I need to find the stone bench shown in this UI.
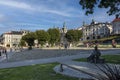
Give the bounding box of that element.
[87,56,105,63]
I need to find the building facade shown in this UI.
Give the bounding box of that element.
[82,20,112,41]
[112,16,120,35]
[1,30,29,48]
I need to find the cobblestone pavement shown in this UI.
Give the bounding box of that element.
[1,49,88,62]
[0,48,119,68]
[1,48,120,63]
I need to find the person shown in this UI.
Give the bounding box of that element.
[87,45,101,63]
[10,48,12,52]
[0,49,1,56]
[64,43,68,49]
[3,48,8,60]
[86,43,89,48]
[112,39,117,48]
[5,48,8,60]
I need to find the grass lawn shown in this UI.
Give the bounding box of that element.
[0,55,119,80]
[74,55,120,64]
[0,63,77,80]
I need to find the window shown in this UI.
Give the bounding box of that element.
[93,36,95,39]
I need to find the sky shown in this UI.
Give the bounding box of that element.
[0,0,115,34]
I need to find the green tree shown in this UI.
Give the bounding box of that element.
[65,29,79,43]
[35,30,50,47]
[19,40,26,47]
[22,32,36,50]
[79,0,120,16]
[47,28,60,46]
[75,30,83,40]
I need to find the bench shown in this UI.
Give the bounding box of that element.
[87,56,105,63]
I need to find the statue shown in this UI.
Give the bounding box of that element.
[87,45,104,63]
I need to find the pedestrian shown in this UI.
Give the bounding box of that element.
[0,50,1,56]
[4,47,6,53]
[3,48,8,60]
[0,47,2,56]
[10,48,12,52]
[2,48,4,53]
[112,39,117,48]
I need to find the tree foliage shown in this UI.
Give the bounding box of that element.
[75,30,82,40]
[21,32,36,49]
[47,28,60,46]
[65,29,82,43]
[35,30,50,46]
[79,0,120,16]
[19,40,26,47]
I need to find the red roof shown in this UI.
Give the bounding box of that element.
[112,18,120,22]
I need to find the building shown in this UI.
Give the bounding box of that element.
[77,27,82,30]
[77,21,85,31]
[0,35,3,47]
[112,15,120,35]
[82,20,112,41]
[20,29,30,36]
[1,30,29,48]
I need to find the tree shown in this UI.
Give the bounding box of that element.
[19,40,26,47]
[47,28,60,46]
[79,0,120,16]
[65,29,81,43]
[22,32,36,50]
[35,30,50,47]
[75,30,83,41]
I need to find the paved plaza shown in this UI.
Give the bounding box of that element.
[1,48,120,63]
[1,48,88,62]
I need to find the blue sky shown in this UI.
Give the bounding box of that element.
[0,0,115,34]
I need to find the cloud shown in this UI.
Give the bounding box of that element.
[0,0,81,17]
[0,24,5,28]
[0,14,4,21]
[0,0,34,10]
[0,14,7,22]
[43,9,71,17]
[0,14,4,19]
[89,11,114,22]
[0,23,40,34]
[0,14,4,17]
[0,0,115,34]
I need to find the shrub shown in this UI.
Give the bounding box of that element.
[90,64,120,80]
